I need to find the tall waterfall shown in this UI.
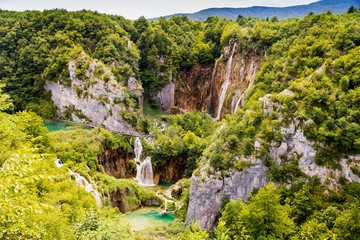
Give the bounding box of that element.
[233,60,257,114]
[134,137,154,186]
[215,42,237,121]
[208,54,223,114]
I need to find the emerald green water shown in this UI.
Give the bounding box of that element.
[157,181,175,188]
[43,121,91,132]
[124,207,175,231]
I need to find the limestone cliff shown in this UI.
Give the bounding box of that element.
[186,159,268,230]
[45,53,143,136]
[110,187,162,213]
[156,82,175,112]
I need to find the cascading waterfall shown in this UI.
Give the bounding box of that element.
[156,188,175,212]
[54,158,102,205]
[68,169,102,206]
[134,137,154,186]
[233,60,257,114]
[215,42,237,121]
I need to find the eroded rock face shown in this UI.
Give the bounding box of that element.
[186,158,269,230]
[44,54,141,136]
[98,149,136,179]
[156,82,175,112]
[153,157,187,184]
[273,121,360,189]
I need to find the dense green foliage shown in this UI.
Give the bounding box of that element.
[0,9,140,118]
[215,180,360,240]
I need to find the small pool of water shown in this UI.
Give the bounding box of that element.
[124,207,175,231]
[43,121,91,132]
[157,181,175,188]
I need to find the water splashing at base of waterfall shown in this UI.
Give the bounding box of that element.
[68,169,102,206]
[134,137,154,186]
[215,42,237,121]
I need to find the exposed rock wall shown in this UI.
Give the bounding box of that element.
[110,187,162,213]
[45,53,142,136]
[186,158,269,230]
[153,157,187,184]
[208,44,263,118]
[98,149,136,179]
[156,82,175,112]
[174,64,213,112]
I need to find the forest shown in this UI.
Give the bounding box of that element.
[0,5,360,240]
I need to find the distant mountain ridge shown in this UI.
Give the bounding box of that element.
[149,0,360,21]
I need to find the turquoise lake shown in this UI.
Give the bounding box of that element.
[43,121,91,132]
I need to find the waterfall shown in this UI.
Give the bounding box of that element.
[215,42,237,121]
[54,158,101,205]
[233,60,257,114]
[134,137,154,186]
[156,188,175,212]
[208,54,223,114]
[68,169,102,206]
[55,158,63,168]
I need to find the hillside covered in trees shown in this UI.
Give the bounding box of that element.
[1,5,360,240]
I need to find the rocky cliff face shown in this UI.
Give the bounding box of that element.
[186,89,360,230]
[153,157,187,184]
[98,149,136,179]
[156,82,175,112]
[173,64,213,113]
[45,53,142,136]
[186,158,268,230]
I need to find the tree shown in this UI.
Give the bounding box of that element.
[221,183,295,239]
[0,83,12,111]
[348,6,358,14]
[181,222,209,240]
[290,185,314,225]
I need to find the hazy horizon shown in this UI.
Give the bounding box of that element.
[0,0,319,20]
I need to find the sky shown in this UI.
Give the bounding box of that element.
[0,0,320,20]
